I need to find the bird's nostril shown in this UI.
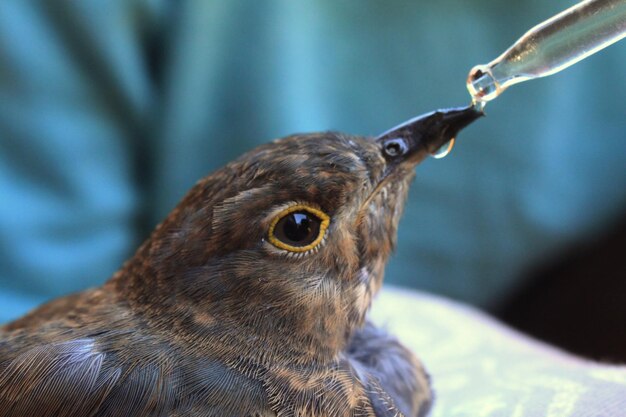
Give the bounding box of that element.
[383,138,409,158]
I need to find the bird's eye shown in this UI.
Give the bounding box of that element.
[268,205,330,253]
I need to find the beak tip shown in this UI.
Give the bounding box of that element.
[444,104,484,134]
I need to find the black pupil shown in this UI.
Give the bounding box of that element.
[284,213,313,242]
[277,211,321,246]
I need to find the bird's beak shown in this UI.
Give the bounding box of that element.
[377,105,484,166]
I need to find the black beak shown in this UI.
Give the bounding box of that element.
[377,105,483,165]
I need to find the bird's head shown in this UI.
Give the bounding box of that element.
[114,106,482,363]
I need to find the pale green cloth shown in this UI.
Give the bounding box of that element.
[373,287,626,417]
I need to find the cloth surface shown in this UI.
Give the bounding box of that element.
[1,1,626,323]
[373,287,626,417]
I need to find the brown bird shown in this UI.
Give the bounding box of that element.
[0,106,481,417]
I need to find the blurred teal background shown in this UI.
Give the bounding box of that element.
[1,0,625,324]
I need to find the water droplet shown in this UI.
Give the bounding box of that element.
[467,65,501,106]
[431,138,455,159]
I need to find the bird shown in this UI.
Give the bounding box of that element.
[0,106,481,417]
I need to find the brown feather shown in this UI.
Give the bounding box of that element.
[0,132,431,417]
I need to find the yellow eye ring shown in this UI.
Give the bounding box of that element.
[268,204,330,253]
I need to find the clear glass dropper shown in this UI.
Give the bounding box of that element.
[467,0,626,106]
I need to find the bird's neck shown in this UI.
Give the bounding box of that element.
[108,253,356,367]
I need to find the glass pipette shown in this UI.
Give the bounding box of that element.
[467,0,626,106]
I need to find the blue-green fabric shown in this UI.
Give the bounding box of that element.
[1,0,626,323]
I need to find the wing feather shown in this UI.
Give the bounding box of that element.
[96,362,175,417]
[0,336,274,417]
[0,339,122,417]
